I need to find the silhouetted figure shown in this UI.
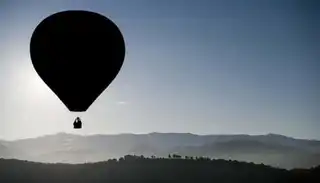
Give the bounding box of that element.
[73,117,82,129]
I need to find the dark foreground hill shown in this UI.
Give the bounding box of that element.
[0,155,319,183]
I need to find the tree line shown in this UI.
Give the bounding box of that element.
[0,155,319,183]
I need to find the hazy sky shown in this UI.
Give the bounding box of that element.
[0,0,319,140]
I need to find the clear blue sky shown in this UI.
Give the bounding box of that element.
[0,0,319,140]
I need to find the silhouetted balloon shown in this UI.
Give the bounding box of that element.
[30,10,125,112]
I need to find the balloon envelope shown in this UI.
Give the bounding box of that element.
[30,10,125,112]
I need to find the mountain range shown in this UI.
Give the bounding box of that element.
[1,132,320,169]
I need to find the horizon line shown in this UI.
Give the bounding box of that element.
[2,131,319,142]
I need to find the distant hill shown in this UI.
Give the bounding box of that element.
[0,144,10,158]
[0,155,319,183]
[1,132,320,169]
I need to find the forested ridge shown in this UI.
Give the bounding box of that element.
[2,132,320,169]
[0,155,319,183]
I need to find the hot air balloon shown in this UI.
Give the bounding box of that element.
[29,10,126,128]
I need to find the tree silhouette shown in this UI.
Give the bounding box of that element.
[172,154,181,159]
